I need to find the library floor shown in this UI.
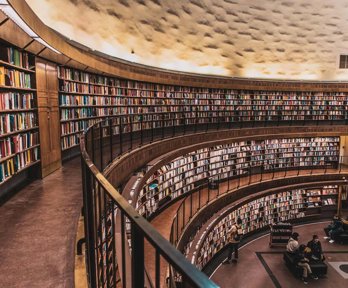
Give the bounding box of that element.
[211,221,348,288]
[0,158,82,288]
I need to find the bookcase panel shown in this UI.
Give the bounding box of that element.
[57,64,348,156]
[36,58,61,177]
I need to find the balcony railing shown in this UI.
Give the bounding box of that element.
[80,112,348,288]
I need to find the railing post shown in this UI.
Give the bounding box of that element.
[176,216,179,245]
[182,201,185,231]
[119,116,123,155]
[81,160,97,288]
[131,221,145,288]
[155,250,160,288]
[198,186,201,209]
[140,114,143,146]
[151,116,154,142]
[162,113,165,139]
[91,126,95,164]
[227,171,230,192]
[340,155,342,173]
[109,118,113,164]
[130,115,133,150]
[190,194,193,220]
[121,212,126,288]
[207,184,210,203]
[99,123,103,170]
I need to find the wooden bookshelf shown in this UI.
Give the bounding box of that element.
[302,185,338,211]
[136,137,340,217]
[269,223,293,247]
[0,41,40,189]
[58,65,348,156]
[58,67,120,154]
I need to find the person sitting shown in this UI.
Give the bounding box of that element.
[307,235,324,261]
[294,244,318,284]
[327,216,344,243]
[286,232,299,254]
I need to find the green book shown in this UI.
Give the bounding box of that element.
[13,49,20,67]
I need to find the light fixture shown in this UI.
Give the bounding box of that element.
[0,3,38,37]
[0,1,61,54]
[35,37,61,54]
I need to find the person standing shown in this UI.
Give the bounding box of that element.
[224,217,243,264]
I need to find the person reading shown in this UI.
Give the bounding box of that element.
[294,244,318,284]
[307,235,324,261]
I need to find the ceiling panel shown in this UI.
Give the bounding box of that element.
[25,0,348,80]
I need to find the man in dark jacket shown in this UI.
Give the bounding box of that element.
[307,235,324,261]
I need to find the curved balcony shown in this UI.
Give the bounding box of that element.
[80,112,348,287]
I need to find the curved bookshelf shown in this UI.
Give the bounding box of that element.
[192,185,339,270]
[136,137,340,217]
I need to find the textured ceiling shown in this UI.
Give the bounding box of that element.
[25,0,348,80]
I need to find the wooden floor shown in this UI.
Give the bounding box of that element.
[0,157,82,288]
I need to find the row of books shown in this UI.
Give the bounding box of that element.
[149,137,338,176]
[59,94,123,106]
[0,147,40,182]
[56,94,348,110]
[0,46,31,69]
[0,113,37,135]
[54,69,348,98]
[57,92,348,105]
[0,67,32,88]
[61,134,80,150]
[60,119,98,136]
[60,107,120,120]
[0,92,35,110]
[58,67,90,83]
[138,138,339,217]
[59,81,89,94]
[0,132,39,160]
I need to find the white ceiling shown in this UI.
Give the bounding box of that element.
[26,0,348,80]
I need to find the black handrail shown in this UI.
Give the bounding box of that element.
[80,117,219,287]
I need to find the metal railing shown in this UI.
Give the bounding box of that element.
[83,111,348,173]
[81,115,223,288]
[80,112,348,288]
